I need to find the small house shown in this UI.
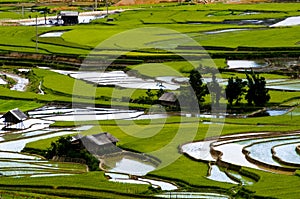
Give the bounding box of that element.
[72,132,121,156]
[159,92,178,107]
[1,108,27,129]
[58,11,79,25]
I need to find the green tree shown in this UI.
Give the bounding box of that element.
[178,69,208,113]
[189,69,208,106]
[136,89,159,105]
[46,136,100,171]
[225,76,247,106]
[178,86,198,112]
[46,136,73,157]
[156,88,165,99]
[245,71,270,106]
[207,73,223,107]
[146,89,155,103]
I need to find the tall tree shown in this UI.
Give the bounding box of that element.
[225,76,247,106]
[207,73,223,107]
[178,69,208,112]
[189,69,208,106]
[178,86,198,112]
[245,71,270,106]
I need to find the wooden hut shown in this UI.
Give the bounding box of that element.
[58,11,79,25]
[72,132,121,156]
[159,92,178,107]
[1,108,27,129]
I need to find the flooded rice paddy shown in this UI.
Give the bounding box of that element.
[182,132,300,174]
[0,117,88,177]
[0,105,171,178]
[102,152,178,190]
[266,79,300,91]
[106,172,178,191]
[155,192,230,199]
[244,137,300,167]
[222,18,280,26]
[270,16,300,27]
[207,165,238,184]
[205,28,250,34]
[104,154,157,176]
[28,106,159,121]
[0,72,29,92]
[265,108,289,116]
[41,62,300,92]
[227,60,267,69]
[49,69,181,90]
[39,31,66,37]
[272,142,300,165]
[180,140,215,162]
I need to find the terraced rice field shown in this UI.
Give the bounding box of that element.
[182,131,300,181]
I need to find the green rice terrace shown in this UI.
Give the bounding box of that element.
[0,1,299,198]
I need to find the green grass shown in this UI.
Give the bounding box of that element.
[246,168,300,198]
[26,112,300,198]
[33,68,150,104]
[0,3,298,56]
[128,63,184,77]
[0,99,43,113]
[0,171,150,198]
[221,72,288,79]
[196,26,300,48]
[1,3,300,198]
[129,59,227,77]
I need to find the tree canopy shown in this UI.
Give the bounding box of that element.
[189,69,209,106]
[225,76,247,106]
[245,71,270,106]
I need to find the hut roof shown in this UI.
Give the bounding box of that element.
[1,108,27,122]
[59,11,79,16]
[73,132,119,146]
[159,92,177,102]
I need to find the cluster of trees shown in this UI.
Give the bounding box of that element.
[46,136,100,171]
[179,69,270,111]
[226,71,270,106]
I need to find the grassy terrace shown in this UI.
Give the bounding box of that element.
[25,111,300,198]
[0,2,299,199]
[0,3,299,56]
[0,172,150,199]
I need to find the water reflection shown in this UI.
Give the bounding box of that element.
[106,172,177,190]
[227,60,267,69]
[103,153,157,176]
[0,115,92,177]
[155,192,230,199]
[245,138,300,167]
[273,142,300,165]
[71,70,180,90]
[205,28,250,34]
[270,16,300,27]
[39,31,66,37]
[207,165,238,184]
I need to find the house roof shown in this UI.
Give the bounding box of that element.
[73,132,119,146]
[59,11,79,17]
[159,92,177,102]
[1,108,27,121]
